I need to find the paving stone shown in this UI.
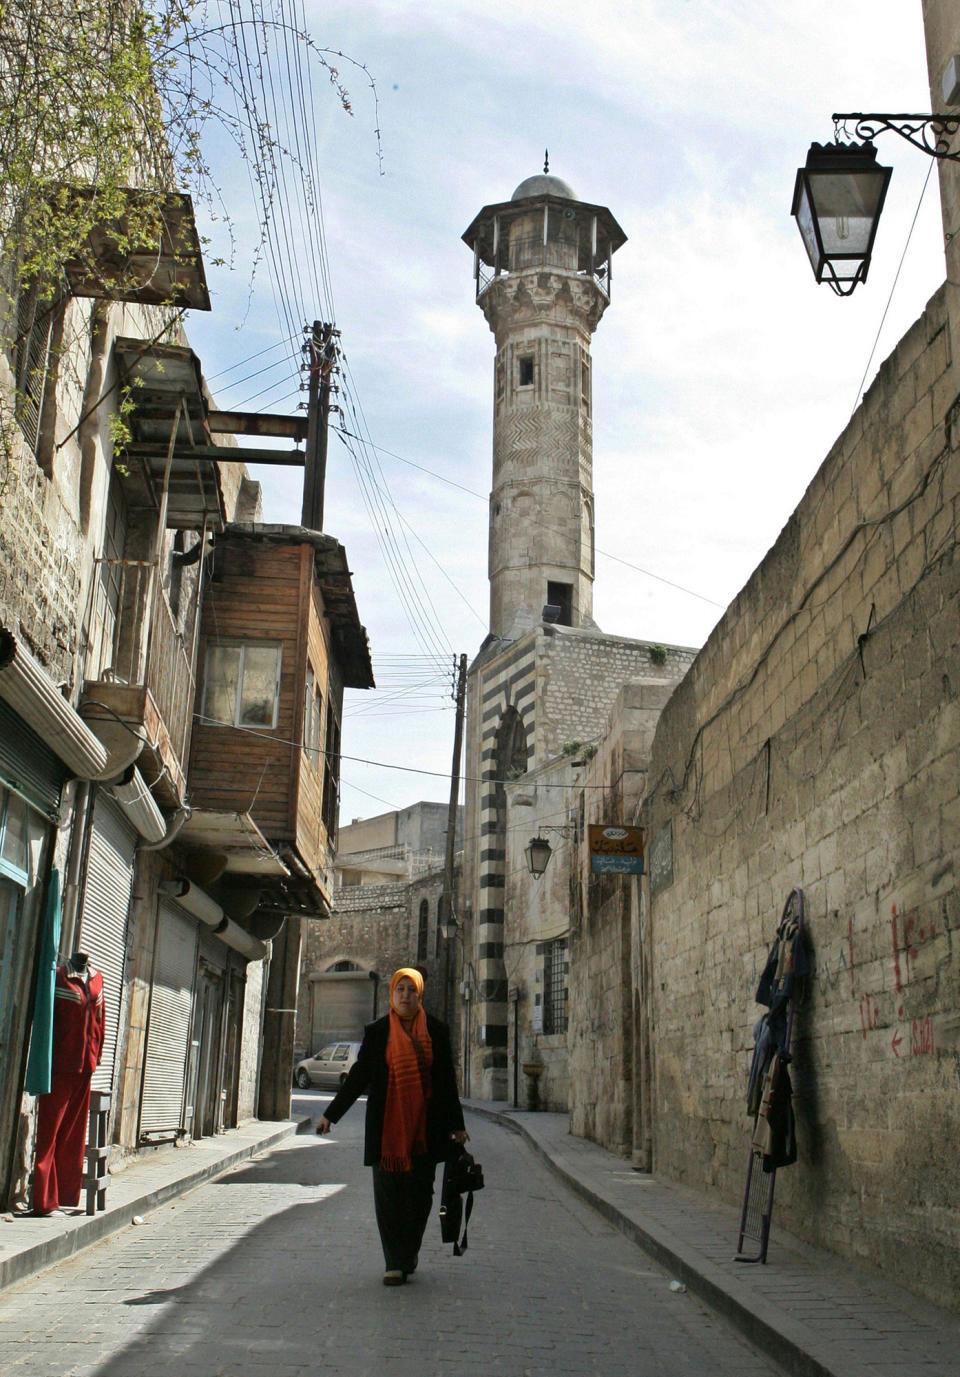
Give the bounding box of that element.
[0,1111,776,1377]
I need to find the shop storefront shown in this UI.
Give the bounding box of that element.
[139,900,199,1142]
[0,701,62,1202]
[78,794,138,1106]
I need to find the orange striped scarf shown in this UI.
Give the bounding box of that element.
[381,1008,433,1172]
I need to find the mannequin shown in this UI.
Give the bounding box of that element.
[31,954,105,1215]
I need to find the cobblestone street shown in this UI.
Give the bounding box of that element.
[0,1105,777,1377]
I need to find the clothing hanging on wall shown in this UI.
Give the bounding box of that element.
[32,962,104,1214]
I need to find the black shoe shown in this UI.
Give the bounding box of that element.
[383,1270,406,1286]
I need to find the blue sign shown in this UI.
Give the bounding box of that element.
[591,853,644,875]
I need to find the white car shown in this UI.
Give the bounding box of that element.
[294,1041,361,1090]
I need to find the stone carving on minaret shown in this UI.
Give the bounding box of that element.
[480,273,607,337]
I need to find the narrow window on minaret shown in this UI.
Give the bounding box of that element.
[518,354,534,387]
[547,581,573,627]
[580,356,591,413]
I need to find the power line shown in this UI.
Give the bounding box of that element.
[336,426,724,609]
[851,159,936,415]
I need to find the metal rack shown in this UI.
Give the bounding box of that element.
[735,888,806,1264]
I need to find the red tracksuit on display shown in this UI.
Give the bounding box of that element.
[33,964,105,1213]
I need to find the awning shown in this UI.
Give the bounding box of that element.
[112,338,225,532]
[0,629,108,780]
[62,188,210,310]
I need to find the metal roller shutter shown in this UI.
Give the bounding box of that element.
[140,903,198,1138]
[310,973,373,1051]
[0,700,64,821]
[78,794,137,1095]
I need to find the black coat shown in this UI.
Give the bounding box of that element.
[322,1013,465,1167]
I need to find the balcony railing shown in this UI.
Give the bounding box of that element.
[146,574,196,769]
[477,240,611,299]
[85,557,196,781]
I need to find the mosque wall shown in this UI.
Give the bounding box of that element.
[642,282,960,1309]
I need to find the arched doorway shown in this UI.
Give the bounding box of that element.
[308,960,376,1051]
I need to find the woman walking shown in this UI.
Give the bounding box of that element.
[316,967,468,1285]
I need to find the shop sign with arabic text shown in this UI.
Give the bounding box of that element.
[588,824,644,875]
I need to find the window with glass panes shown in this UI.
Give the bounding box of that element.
[321,709,341,837]
[543,938,568,1034]
[202,642,282,729]
[303,665,323,768]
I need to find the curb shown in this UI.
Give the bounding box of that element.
[0,1119,302,1295]
[466,1103,830,1377]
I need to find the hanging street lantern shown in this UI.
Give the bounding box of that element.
[791,140,892,296]
[525,835,552,877]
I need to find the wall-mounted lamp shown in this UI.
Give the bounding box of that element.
[525,835,553,877]
[792,112,960,295]
[524,824,575,877]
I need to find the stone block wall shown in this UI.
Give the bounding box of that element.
[643,284,960,1309]
[0,428,83,681]
[237,959,265,1122]
[534,627,695,768]
[567,682,674,1154]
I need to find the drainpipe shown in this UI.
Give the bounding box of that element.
[60,781,93,956]
[109,766,166,843]
[158,877,267,961]
[138,804,191,852]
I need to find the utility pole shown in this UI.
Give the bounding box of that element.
[301,321,337,531]
[442,654,468,1026]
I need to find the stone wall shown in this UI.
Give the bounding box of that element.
[237,959,265,1122]
[0,367,84,681]
[643,283,960,1309]
[566,681,674,1153]
[534,627,695,767]
[462,624,695,1099]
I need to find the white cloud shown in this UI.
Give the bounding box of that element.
[184,1,949,820]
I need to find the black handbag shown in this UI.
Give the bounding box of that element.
[439,1146,484,1255]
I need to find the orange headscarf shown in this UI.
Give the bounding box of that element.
[389,967,424,1003]
[381,968,433,1172]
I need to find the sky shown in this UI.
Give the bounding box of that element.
[183,1,948,827]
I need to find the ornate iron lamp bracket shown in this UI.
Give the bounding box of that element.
[832,113,960,162]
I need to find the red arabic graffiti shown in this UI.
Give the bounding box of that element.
[859,995,880,1039]
[911,1017,935,1057]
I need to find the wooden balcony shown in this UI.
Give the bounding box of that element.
[81,559,196,807]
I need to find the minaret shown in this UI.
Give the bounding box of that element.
[461,165,628,1101]
[462,159,626,641]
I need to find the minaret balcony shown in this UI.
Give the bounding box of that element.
[464,194,627,304]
